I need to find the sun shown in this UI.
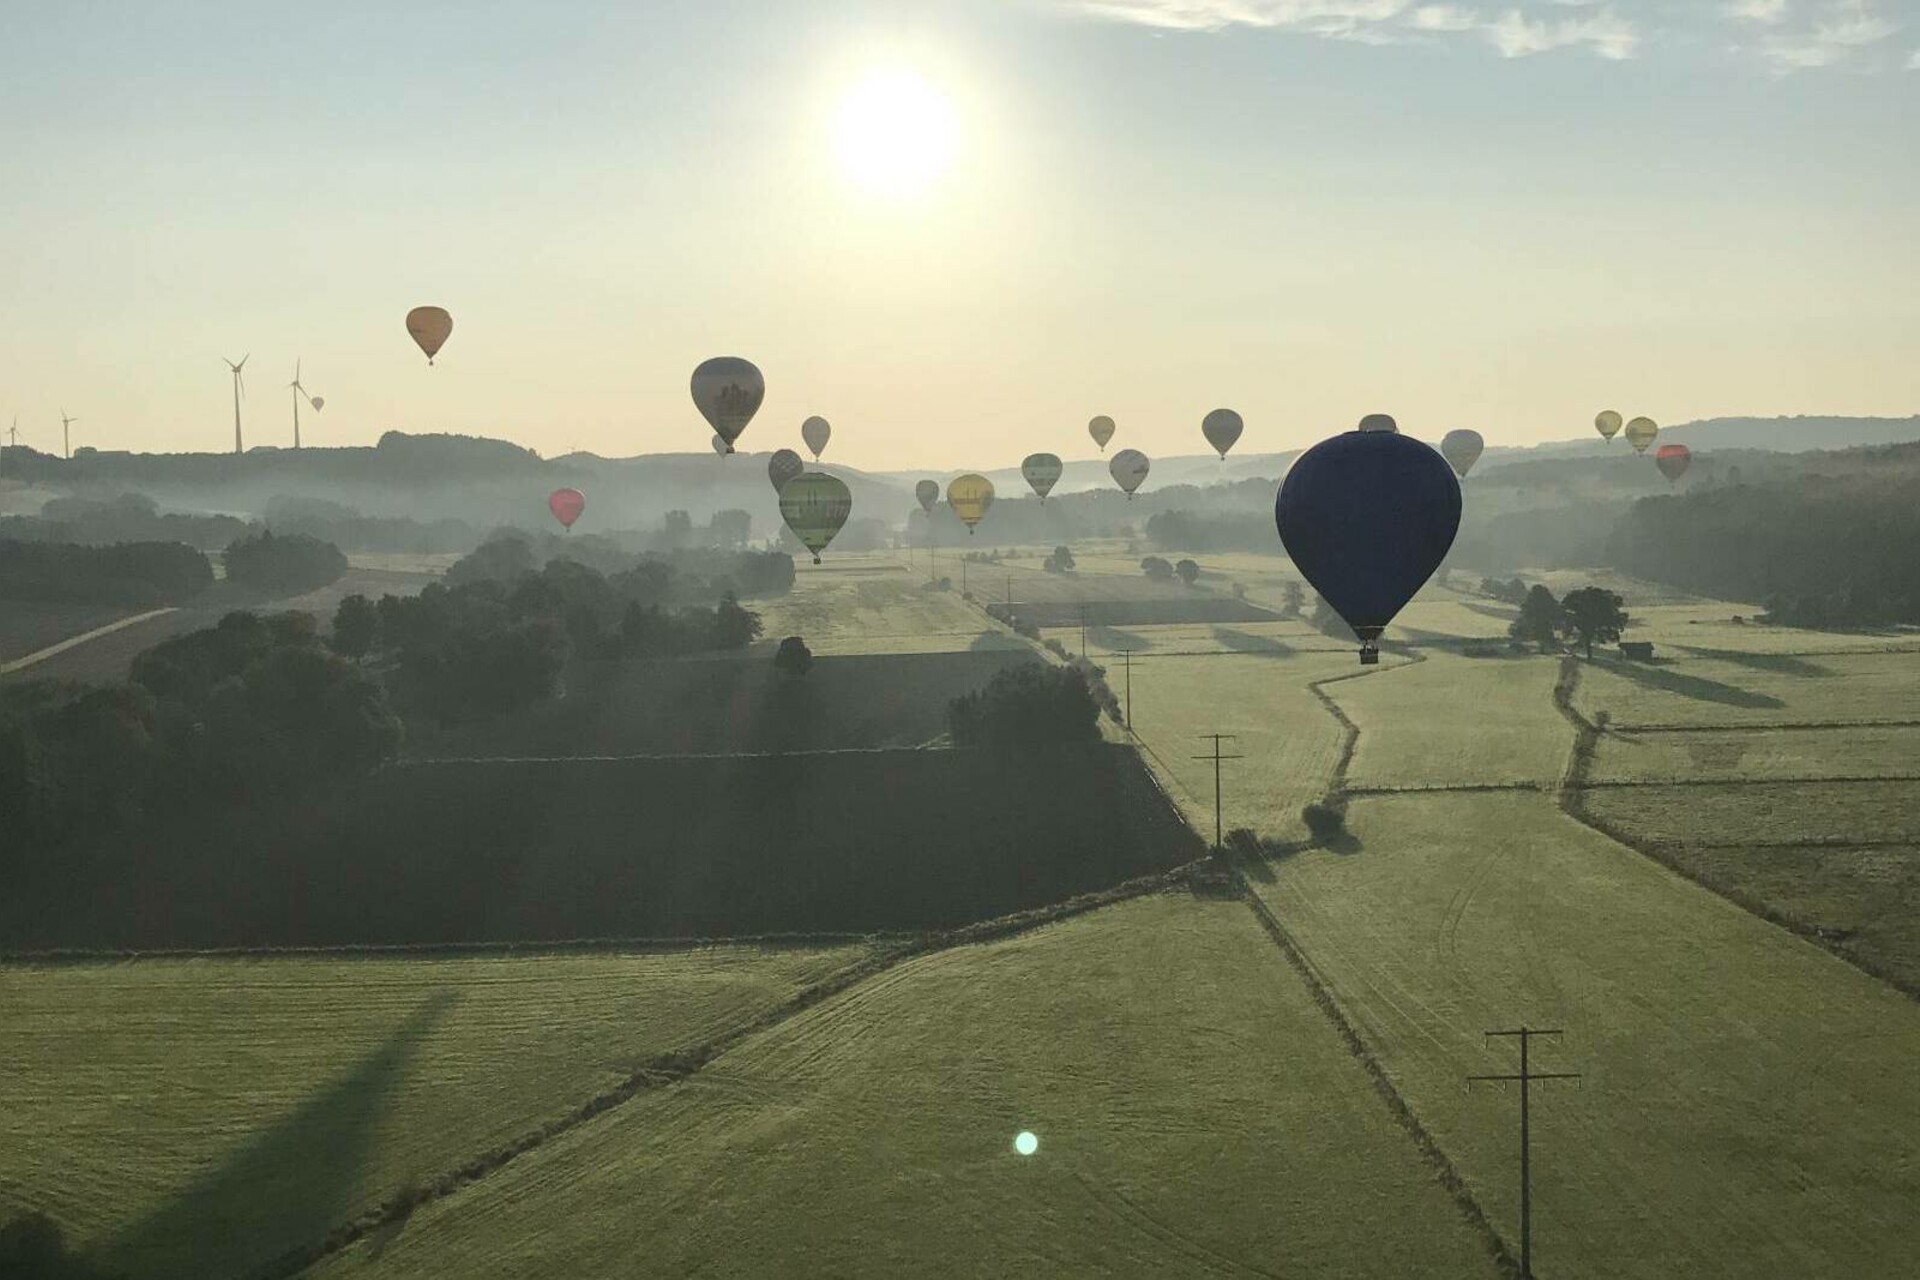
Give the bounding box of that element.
[833,69,959,199]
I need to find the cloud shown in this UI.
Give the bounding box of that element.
[1069,0,1645,58]
[1909,46,1920,67]
[1723,0,1789,23]
[1750,0,1900,71]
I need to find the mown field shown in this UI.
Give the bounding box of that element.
[1,745,1199,950]
[405,649,1040,758]
[0,945,872,1280]
[0,601,143,663]
[754,557,1036,655]
[303,893,1495,1280]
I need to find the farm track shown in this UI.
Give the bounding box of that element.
[1550,656,1920,1003]
[260,864,1210,1279]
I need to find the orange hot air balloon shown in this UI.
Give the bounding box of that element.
[1655,444,1691,483]
[406,306,453,364]
[549,487,586,530]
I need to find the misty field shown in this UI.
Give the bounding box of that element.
[1341,652,1567,791]
[0,945,871,1280]
[303,894,1494,1280]
[752,558,1032,655]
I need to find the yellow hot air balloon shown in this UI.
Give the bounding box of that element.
[1624,416,1659,454]
[1595,409,1623,441]
[778,471,853,563]
[947,474,994,534]
[406,306,453,364]
[1088,415,1116,452]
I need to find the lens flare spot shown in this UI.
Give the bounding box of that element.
[1013,1130,1039,1156]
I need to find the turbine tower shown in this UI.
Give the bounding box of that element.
[224,355,249,454]
[288,359,323,450]
[60,409,78,459]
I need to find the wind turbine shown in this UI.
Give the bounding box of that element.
[224,355,249,454]
[60,409,78,459]
[289,359,323,449]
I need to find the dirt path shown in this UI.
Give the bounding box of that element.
[0,608,178,676]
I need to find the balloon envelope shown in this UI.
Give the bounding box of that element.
[309,396,325,412]
[801,415,831,459]
[1022,452,1063,500]
[778,471,853,563]
[768,448,805,494]
[1358,413,1399,434]
[915,479,941,514]
[1202,409,1244,459]
[1625,416,1659,454]
[548,487,586,530]
[1088,415,1116,452]
[711,433,729,456]
[1109,448,1150,497]
[1595,410,1623,441]
[1276,430,1462,654]
[947,474,994,532]
[406,306,452,363]
[1440,429,1485,479]
[691,357,765,447]
[1655,443,1692,483]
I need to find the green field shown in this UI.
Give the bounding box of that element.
[304,893,1494,1279]
[1590,724,1920,784]
[0,945,871,1279]
[1572,649,1920,728]
[753,558,1034,655]
[1254,793,1920,1279]
[1342,652,1567,790]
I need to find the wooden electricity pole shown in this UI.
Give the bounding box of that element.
[1116,648,1135,727]
[1468,1027,1582,1280]
[1192,734,1242,852]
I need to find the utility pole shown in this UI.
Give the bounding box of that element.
[1468,1027,1582,1280]
[1192,734,1242,852]
[1078,604,1088,659]
[1117,648,1135,727]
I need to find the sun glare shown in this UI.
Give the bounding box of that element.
[833,68,959,199]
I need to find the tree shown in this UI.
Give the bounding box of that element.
[709,508,752,548]
[712,593,763,650]
[947,662,1101,746]
[1045,544,1075,574]
[1281,581,1305,618]
[1561,586,1628,660]
[1140,556,1174,580]
[773,635,813,677]
[223,530,346,593]
[1509,584,1562,651]
[660,509,693,549]
[331,594,380,658]
[1175,558,1200,586]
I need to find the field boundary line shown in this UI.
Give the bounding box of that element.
[1345,782,1548,797]
[1551,656,1920,1004]
[1233,870,1518,1280]
[0,932,904,967]
[0,607,178,674]
[255,859,1210,1279]
[1575,773,1920,791]
[1611,718,1920,735]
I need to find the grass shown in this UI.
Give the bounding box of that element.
[303,893,1496,1279]
[1572,649,1920,727]
[753,559,1029,655]
[1342,652,1568,790]
[0,944,871,1280]
[1587,780,1920,848]
[1590,725,1920,784]
[1252,792,1920,1280]
[2,746,1199,949]
[0,602,143,663]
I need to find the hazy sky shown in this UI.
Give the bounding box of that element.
[2,0,1915,469]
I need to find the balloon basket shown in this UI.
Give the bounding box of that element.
[1359,644,1381,666]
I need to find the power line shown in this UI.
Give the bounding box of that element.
[1116,647,1135,727]
[1191,734,1242,852]
[1468,1027,1582,1280]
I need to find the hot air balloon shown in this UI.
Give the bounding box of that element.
[1202,409,1243,460]
[1022,453,1063,501]
[406,306,452,365]
[769,448,805,494]
[1109,449,1150,499]
[779,471,853,564]
[915,479,940,514]
[801,415,831,460]
[710,433,729,456]
[1276,427,1462,665]
[1655,443,1691,483]
[1440,429,1484,479]
[1088,415,1116,452]
[1595,410,1623,441]
[309,396,325,412]
[1358,413,1399,434]
[691,357,765,452]
[947,474,994,534]
[1625,416,1659,454]
[549,487,586,531]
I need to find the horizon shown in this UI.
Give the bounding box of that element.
[4,2,1917,467]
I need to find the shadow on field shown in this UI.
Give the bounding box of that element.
[1672,646,1834,677]
[968,630,1032,652]
[1088,623,1154,652]
[1458,601,1519,622]
[1210,627,1293,657]
[100,990,456,1280]
[1593,656,1786,709]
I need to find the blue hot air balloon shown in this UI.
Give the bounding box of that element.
[1276,425,1462,665]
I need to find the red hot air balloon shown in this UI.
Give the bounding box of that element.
[1655,444,1692,484]
[549,488,586,530]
